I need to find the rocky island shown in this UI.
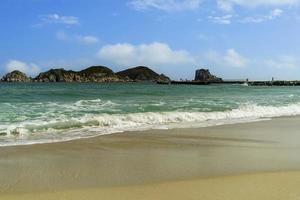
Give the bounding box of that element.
[158,68,224,85]
[3,66,300,86]
[34,66,120,82]
[0,66,170,83]
[1,70,32,82]
[116,66,170,82]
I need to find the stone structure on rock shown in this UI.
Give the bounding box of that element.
[194,69,222,82]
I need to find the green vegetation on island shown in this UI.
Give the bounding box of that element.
[0,66,170,83]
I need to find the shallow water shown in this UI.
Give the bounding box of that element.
[1,82,300,146]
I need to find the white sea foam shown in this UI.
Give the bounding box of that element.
[2,102,300,146]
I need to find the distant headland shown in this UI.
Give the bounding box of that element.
[2,66,300,86]
[0,66,170,83]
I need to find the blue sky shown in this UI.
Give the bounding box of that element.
[1,0,300,80]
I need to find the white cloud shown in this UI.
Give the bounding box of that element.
[208,14,233,24]
[35,14,79,27]
[76,36,99,44]
[271,8,284,17]
[97,42,195,66]
[209,9,283,24]
[5,60,40,76]
[217,0,299,11]
[205,49,248,68]
[217,0,234,11]
[56,31,99,44]
[224,49,248,67]
[240,9,283,23]
[129,0,201,12]
[265,55,299,69]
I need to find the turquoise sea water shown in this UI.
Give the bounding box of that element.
[1,82,300,146]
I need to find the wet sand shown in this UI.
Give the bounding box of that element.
[1,116,300,199]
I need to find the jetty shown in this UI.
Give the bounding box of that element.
[157,69,300,86]
[158,80,300,86]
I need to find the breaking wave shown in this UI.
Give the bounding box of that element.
[2,102,300,146]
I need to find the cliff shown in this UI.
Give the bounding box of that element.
[0,70,31,82]
[194,69,222,82]
[116,66,170,82]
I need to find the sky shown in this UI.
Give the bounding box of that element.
[0,0,300,80]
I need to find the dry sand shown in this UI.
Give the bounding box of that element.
[3,171,300,200]
[1,116,300,199]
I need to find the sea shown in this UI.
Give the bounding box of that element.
[1,82,300,146]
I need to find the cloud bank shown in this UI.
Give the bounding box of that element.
[97,42,195,66]
[205,49,248,68]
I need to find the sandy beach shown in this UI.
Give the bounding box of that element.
[1,116,300,199]
[3,171,300,200]
[2,0,299,198]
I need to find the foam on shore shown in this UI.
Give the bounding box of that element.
[2,102,300,146]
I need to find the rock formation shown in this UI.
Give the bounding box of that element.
[116,66,170,82]
[194,69,222,82]
[78,66,120,82]
[157,73,171,83]
[34,68,77,82]
[1,66,170,83]
[0,70,31,82]
[34,66,120,82]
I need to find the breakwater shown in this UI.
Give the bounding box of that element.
[158,80,300,86]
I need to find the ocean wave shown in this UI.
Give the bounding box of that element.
[2,102,300,146]
[74,99,118,107]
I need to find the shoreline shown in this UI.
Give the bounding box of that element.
[2,116,300,198]
[0,113,293,148]
[0,116,267,148]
